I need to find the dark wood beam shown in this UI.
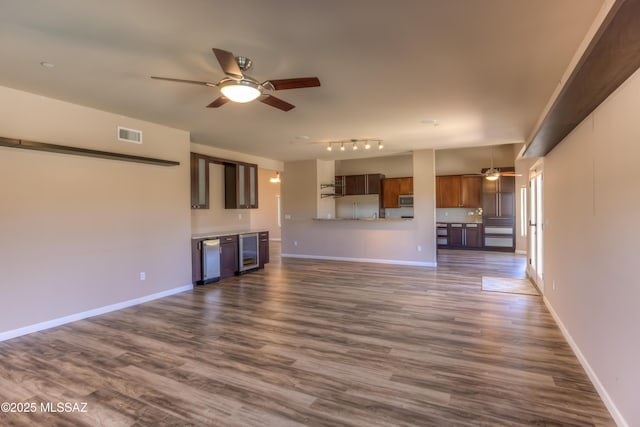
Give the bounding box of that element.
[524,0,640,158]
[0,136,180,166]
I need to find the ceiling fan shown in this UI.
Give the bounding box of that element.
[151,48,321,111]
[466,149,521,181]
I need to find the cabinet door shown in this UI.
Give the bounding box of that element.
[465,224,483,248]
[191,239,204,283]
[191,153,209,209]
[449,224,464,247]
[220,235,238,278]
[258,231,269,268]
[344,175,366,195]
[482,192,498,217]
[439,176,461,208]
[499,176,515,192]
[247,164,258,208]
[461,176,482,208]
[398,177,413,195]
[381,179,400,208]
[225,163,259,209]
[366,174,384,195]
[498,192,515,217]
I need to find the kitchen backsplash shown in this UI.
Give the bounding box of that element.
[436,208,482,223]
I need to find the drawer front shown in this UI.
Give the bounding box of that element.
[220,235,238,244]
[484,236,513,247]
[484,226,513,235]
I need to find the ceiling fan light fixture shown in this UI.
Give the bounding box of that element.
[219,80,261,103]
[485,170,500,181]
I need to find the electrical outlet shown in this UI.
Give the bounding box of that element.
[238,213,242,220]
[417,245,422,252]
[140,272,146,281]
[294,241,298,247]
[284,214,291,220]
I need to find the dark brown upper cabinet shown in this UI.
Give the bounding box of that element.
[225,162,258,209]
[191,152,209,209]
[335,173,385,196]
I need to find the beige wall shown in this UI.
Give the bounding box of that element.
[0,85,192,335]
[190,162,252,234]
[336,154,412,177]
[514,155,539,253]
[281,151,436,266]
[542,68,640,427]
[251,168,281,240]
[190,142,283,238]
[435,143,517,175]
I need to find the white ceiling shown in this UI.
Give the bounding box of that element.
[0,0,604,162]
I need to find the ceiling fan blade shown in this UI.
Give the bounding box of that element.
[500,172,522,176]
[212,48,243,79]
[265,77,321,90]
[151,76,215,86]
[206,96,228,108]
[260,95,295,111]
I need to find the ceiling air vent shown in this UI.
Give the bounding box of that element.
[117,126,142,144]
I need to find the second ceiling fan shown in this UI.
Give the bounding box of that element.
[151,48,320,111]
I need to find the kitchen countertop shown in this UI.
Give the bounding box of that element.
[313,217,413,222]
[436,220,483,224]
[191,229,266,240]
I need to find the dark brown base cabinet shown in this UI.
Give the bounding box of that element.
[258,231,269,268]
[192,231,269,285]
[447,223,483,249]
[220,235,239,279]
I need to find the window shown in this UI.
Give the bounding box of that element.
[520,186,527,237]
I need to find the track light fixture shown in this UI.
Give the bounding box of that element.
[321,138,384,153]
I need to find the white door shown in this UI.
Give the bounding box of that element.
[528,167,544,291]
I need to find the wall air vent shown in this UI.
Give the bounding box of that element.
[117,126,142,144]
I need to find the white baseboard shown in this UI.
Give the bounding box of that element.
[543,296,627,427]
[281,253,437,267]
[0,284,194,343]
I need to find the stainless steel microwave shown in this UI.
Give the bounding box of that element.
[398,195,413,207]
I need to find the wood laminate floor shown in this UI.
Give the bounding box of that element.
[0,245,614,426]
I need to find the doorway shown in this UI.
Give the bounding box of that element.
[528,163,544,291]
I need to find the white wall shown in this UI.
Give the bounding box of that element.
[542,68,640,427]
[0,85,192,336]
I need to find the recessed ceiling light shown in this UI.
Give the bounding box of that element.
[40,61,55,69]
[420,119,438,126]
